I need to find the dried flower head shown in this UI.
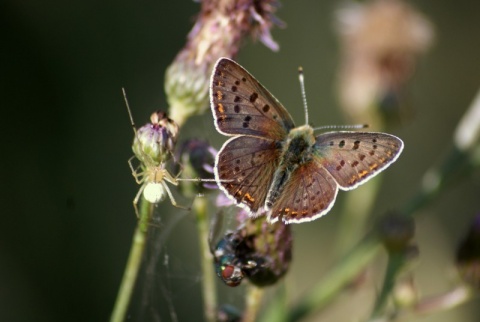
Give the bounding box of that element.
[165,0,283,126]
[336,0,434,126]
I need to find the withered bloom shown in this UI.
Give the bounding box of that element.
[335,0,434,127]
[165,0,283,126]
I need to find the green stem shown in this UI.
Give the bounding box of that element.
[413,285,473,315]
[284,145,472,322]
[288,233,382,322]
[335,177,382,256]
[243,285,265,322]
[401,146,466,217]
[110,197,152,322]
[375,285,474,322]
[194,197,217,322]
[369,252,406,319]
[260,284,287,322]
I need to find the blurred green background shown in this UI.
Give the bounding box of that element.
[2,0,480,321]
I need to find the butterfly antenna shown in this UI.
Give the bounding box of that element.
[298,66,309,125]
[312,124,369,132]
[122,87,137,135]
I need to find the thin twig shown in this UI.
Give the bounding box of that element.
[194,197,218,322]
[110,197,152,322]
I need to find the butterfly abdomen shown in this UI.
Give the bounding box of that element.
[265,125,316,210]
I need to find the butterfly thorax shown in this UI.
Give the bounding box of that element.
[265,125,316,210]
[281,125,316,168]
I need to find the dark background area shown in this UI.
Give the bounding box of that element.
[1,0,480,321]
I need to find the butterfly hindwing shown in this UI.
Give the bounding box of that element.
[314,132,404,190]
[215,135,282,215]
[268,159,339,224]
[210,58,295,140]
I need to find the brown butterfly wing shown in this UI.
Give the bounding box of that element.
[268,159,339,224]
[215,136,282,215]
[210,58,295,140]
[314,132,404,190]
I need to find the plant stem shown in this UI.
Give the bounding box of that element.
[369,252,406,320]
[194,197,217,322]
[260,284,287,322]
[288,233,382,322]
[413,285,473,315]
[400,147,467,217]
[335,177,382,256]
[284,143,472,321]
[110,197,152,322]
[243,285,265,322]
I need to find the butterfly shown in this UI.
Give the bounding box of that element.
[210,58,404,224]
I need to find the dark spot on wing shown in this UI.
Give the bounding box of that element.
[353,140,360,150]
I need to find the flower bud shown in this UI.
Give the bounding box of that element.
[132,111,179,165]
[393,277,418,309]
[377,213,415,253]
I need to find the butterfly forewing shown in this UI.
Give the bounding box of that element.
[215,136,281,215]
[314,132,404,190]
[268,160,339,224]
[210,58,295,140]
